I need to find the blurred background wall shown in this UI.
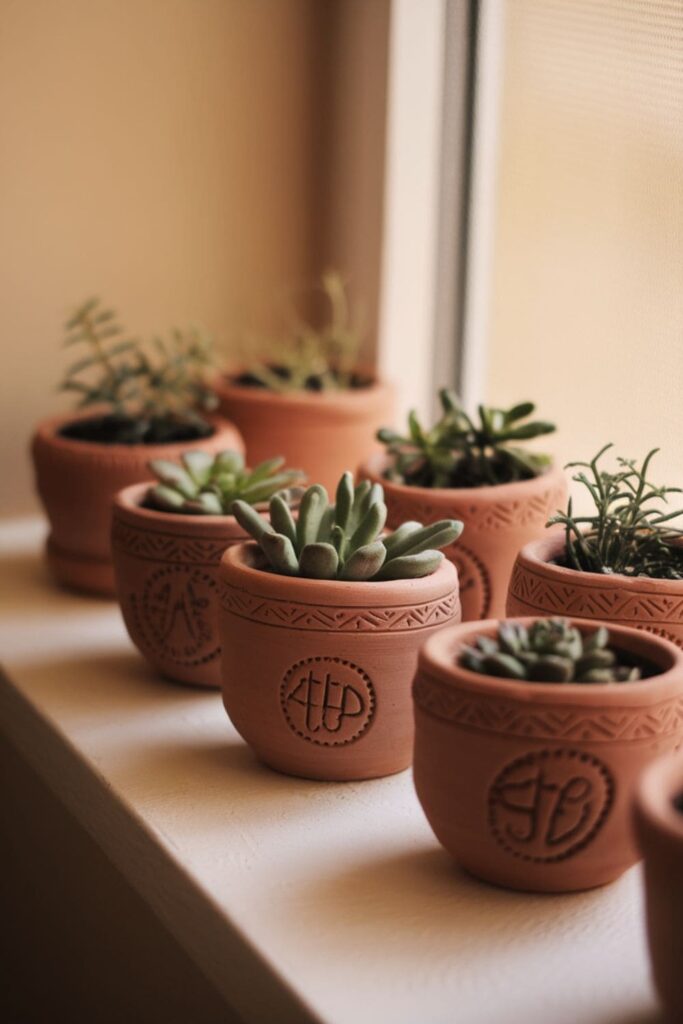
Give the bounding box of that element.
[0,0,389,515]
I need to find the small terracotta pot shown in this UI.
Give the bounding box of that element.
[634,751,683,1022]
[359,455,567,622]
[218,543,460,781]
[413,618,683,892]
[112,484,250,687]
[507,533,683,649]
[31,411,243,596]
[214,374,392,495]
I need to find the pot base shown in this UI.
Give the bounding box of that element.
[254,749,412,783]
[46,535,116,597]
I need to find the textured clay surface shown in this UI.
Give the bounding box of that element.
[413,618,683,892]
[32,411,243,596]
[359,455,567,623]
[218,542,460,781]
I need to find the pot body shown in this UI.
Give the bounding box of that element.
[112,485,248,686]
[413,618,683,892]
[634,752,683,1021]
[31,411,243,596]
[360,455,567,622]
[215,376,392,495]
[507,534,683,650]
[218,544,460,781]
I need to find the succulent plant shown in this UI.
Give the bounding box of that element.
[231,471,463,581]
[145,451,304,515]
[549,445,683,581]
[60,297,216,442]
[378,390,556,488]
[238,271,365,392]
[460,618,643,683]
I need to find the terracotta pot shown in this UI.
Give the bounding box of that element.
[214,374,392,495]
[218,543,460,781]
[31,411,243,596]
[634,751,683,1022]
[413,617,683,892]
[359,454,567,622]
[112,484,250,687]
[507,533,683,649]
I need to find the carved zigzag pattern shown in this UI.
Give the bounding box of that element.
[508,564,683,627]
[218,585,460,633]
[111,520,230,565]
[384,486,565,534]
[413,676,683,742]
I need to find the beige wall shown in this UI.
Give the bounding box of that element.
[0,0,389,515]
[486,1,683,509]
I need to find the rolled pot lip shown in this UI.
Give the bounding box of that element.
[417,616,683,705]
[215,369,391,412]
[33,408,236,457]
[516,531,683,595]
[360,452,565,504]
[219,539,458,608]
[113,481,244,531]
[635,750,683,842]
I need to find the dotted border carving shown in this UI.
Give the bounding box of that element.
[280,656,376,747]
[218,585,460,633]
[413,673,683,743]
[450,541,491,619]
[488,748,614,863]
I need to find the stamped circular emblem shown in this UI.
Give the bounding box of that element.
[449,542,490,619]
[280,656,375,746]
[488,749,614,863]
[131,565,219,667]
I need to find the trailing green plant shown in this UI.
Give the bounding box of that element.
[59,297,217,443]
[145,451,305,515]
[231,471,463,581]
[377,390,556,488]
[460,618,643,683]
[238,271,365,393]
[548,445,683,581]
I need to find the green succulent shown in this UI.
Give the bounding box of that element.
[231,471,463,581]
[548,445,683,581]
[460,618,643,684]
[145,450,304,515]
[378,389,556,489]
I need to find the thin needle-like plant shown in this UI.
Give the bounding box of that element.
[548,445,683,580]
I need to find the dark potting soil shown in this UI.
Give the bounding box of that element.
[233,366,373,392]
[59,413,214,446]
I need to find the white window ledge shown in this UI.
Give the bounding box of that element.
[0,518,659,1024]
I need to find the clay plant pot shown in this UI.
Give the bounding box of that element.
[31,411,243,596]
[112,484,250,687]
[413,617,683,892]
[218,543,460,781]
[359,454,567,622]
[214,374,392,496]
[507,533,683,649]
[634,751,683,1022]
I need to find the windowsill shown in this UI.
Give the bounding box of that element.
[0,518,659,1024]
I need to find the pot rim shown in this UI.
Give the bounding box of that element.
[516,532,683,595]
[635,750,683,842]
[33,408,236,457]
[360,452,565,503]
[417,616,683,705]
[215,370,391,412]
[113,482,244,529]
[220,539,458,608]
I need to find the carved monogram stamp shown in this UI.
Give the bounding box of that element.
[448,542,491,619]
[131,564,220,666]
[488,749,614,863]
[281,656,375,746]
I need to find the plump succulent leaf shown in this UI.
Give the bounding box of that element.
[145,449,304,516]
[236,472,463,581]
[378,389,556,489]
[459,618,644,684]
